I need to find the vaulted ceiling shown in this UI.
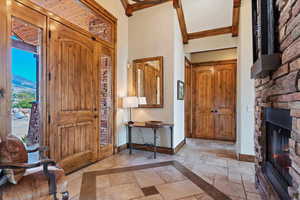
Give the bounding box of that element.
[120,0,241,44]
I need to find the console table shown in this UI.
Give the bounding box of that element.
[125,122,174,159]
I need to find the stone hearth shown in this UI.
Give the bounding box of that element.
[254,0,300,199]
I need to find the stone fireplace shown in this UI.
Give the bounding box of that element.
[254,0,300,199]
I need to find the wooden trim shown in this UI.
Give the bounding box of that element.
[174,138,186,154]
[11,39,37,53]
[188,26,233,40]
[133,56,164,108]
[113,21,118,155]
[131,143,174,154]
[192,59,237,67]
[15,0,115,49]
[117,143,128,153]
[117,138,186,155]
[0,0,9,139]
[232,0,241,37]
[130,0,172,12]
[120,0,133,17]
[185,56,191,65]
[191,47,237,55]
[173,0,188,44]
[80,0,117,22]
[238,154,255,163]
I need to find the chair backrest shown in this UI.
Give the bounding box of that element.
[0,135,28,184]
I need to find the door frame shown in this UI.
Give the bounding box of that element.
[184,57,192,138]
[191,59,237,141]
[0,0,9,140]
[0,0,117,159]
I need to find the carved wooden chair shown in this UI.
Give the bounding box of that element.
[0,135,69,200]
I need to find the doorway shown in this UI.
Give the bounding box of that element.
[3,0,117,173]
[9,2,47,163]
[191,60,237,141]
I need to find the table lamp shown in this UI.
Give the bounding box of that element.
[123,96,139,125]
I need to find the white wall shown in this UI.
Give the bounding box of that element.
[128,2,185,147]
[173,10,185,147]
[95,0,129,146]
[236,0,255,155]
[184,34,238,53]
[95,0,255,155]
[191,48,237,63]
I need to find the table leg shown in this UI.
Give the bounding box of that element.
[170,126,173,149]
[128,126,132,155]
[154,128,157,159]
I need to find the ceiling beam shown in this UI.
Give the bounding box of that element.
[121,0,172,16]
[232,0,241,37]
[187,26,233,40]
[120,0,133,16]
[173,0,188,44]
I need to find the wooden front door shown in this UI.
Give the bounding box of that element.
[48,19,99,173]
[192,62,236,141]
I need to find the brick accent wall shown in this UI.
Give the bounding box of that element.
[255,0,300,199]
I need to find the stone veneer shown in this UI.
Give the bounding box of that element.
[255,0,300,199]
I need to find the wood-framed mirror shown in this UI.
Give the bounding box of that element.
[133,56,164,108]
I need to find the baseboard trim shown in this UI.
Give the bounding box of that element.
[116,139,186,155]
[174,138,186,154]
[131,143,173,154]
[238,153,255,162]
[117,143,128,153]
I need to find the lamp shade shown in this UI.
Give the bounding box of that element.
[138,97,147,105]
[123,96,139,108]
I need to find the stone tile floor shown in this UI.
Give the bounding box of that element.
[67,139,261,200]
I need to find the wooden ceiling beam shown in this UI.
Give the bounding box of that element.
[120,0,172,16]
[130,0,172,12]
[173,0,188,44]
[120,0,133,17]
[232,0,241,37]
[187,26,233,40]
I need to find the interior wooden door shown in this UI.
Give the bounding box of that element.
[213,64,236,141]
[192,62,236,141]
[48,19,99,173]
[192,66,215,139]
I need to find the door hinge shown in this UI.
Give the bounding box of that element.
[49,30,51,39]
[48,115,51,124]
[48,72,51,81]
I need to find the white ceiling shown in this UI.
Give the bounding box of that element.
[182,0,233,33]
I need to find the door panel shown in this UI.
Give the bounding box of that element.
[192,67,214,139]
[214,64,236,141]
[192,63,236,141]
[49,19,98,173]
